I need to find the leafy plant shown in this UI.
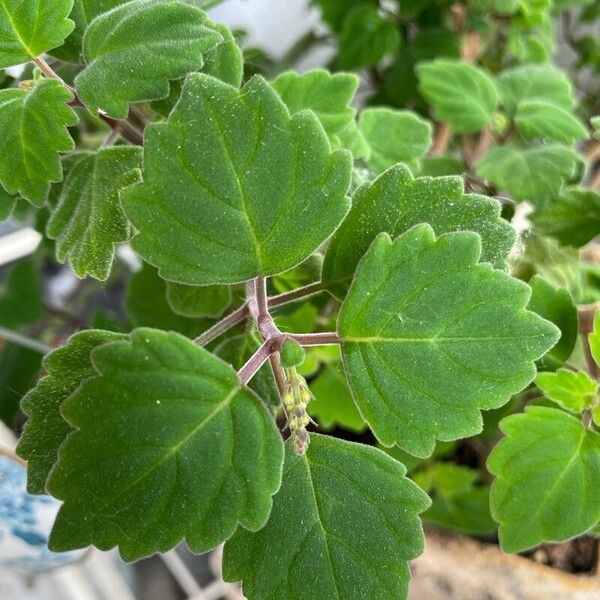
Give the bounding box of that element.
[1,0,600,597]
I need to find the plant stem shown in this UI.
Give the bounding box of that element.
[238,339,275,384]
[289,332,340,346]
[194,302,249,346]
[0,326,51,355]
[269,281,325,308]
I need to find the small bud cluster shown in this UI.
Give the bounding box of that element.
[282,369,315,455]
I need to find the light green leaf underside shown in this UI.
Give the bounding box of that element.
[122,73,352,285]
[0,259,43,329]
[476,145,579,207]
[223,435,429,600]
[488,406,600,552]
[417,59,498,133]
[0,0,74,67]
[17,330,126,494]
[531,188,600,248]
[338,225,559,456]
[322,164,515,299]
[75,0,223,118]
[358,108,432,174]
[48,328,284,561]
[515,99,588,143]
[0,79,77,206]
[47,147,142,280]
[166,281,232,318]
[273,69,358,141]
[536,369,598,413]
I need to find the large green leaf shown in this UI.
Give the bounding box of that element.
[0,259,44,329]
[322,164,515,298]
[46,147,142,280]
[515,99,588,143]
[531,188,600,248]
[358,108,432,174]
[488,406,600,552]
[17,330,126,494]
[47,328,284,561]
[166,281,231,319]
[476,145,579,207]
[0,0,75,68]
[416,59,498,133]
[273,69,358,141]
[338,225,559,456]
[536,369,598,413]
[75,0,223,118]
[122,73,352,285]
[0,79,77,206]
[223,436,429,600]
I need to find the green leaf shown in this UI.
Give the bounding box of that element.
[0,186,16,220]
[223,435,429,599]
[338,6,400,69]
[0,259,44,328]
[358,108,432,174]
[202,21,243,87]
[46,147,142,280]
[322,164,515,298]
[497,64,574,117]
[338,225,559,456]
[126,264,208,337]
[166,281,231,319]
[0,0,75,67]
[74,0,223,118]
[47,328,284,561]
[589,312,600,368]
[531,188,600,248]
[309,360,367,433]
[273,69,358,140]
[476,145,579,207]
[527,276,577,370]
[17,330,126,494]
[515,99,588,143]
[592,116,600,140]
[313,0,377,31]
[417,59,498,133]
[0,343,42,427]
[488,406,600,552]
[0,79,78,206]
[536,369,598,413]
[122,73,352,285]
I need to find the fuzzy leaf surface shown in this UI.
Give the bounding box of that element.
[0,0,74,67]
[488,406,600,552]
[223,436,429,600]
[47,328,284,561]
[515,99,587,143]
[338,225,559,456]
[322,164,515,298]
[123,73,352,285]
[47,147,142,280]
[417,59,498,133]
[17,330,126,494]
[0,79,77,206]
[536,369,598,413]
[75,0,223,118]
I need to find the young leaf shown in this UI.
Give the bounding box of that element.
[0,259,44,329]
[17,330,126,494]
[322,164,515,298]
[0,0,75,68]
[488,406,600,552]
[46,147,142,280]
[75,0,223,118]
[47,328,284,561]
[338,6,400,69]
[416,59,498,133]
[514,99,588,143]
[358,108,432,174]
[273,69,358,140]
[527,276,577,370]
[122,74,352,285]
[223,436,429,600]
[531,188,600,248]
[0,79,78,206]
[476,145,579,207]
[536,369,598,413]
[338,225,559,456]
[166,281,232,318]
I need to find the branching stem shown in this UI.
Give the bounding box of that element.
[238,339,276,384]
[288,332,340,346]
